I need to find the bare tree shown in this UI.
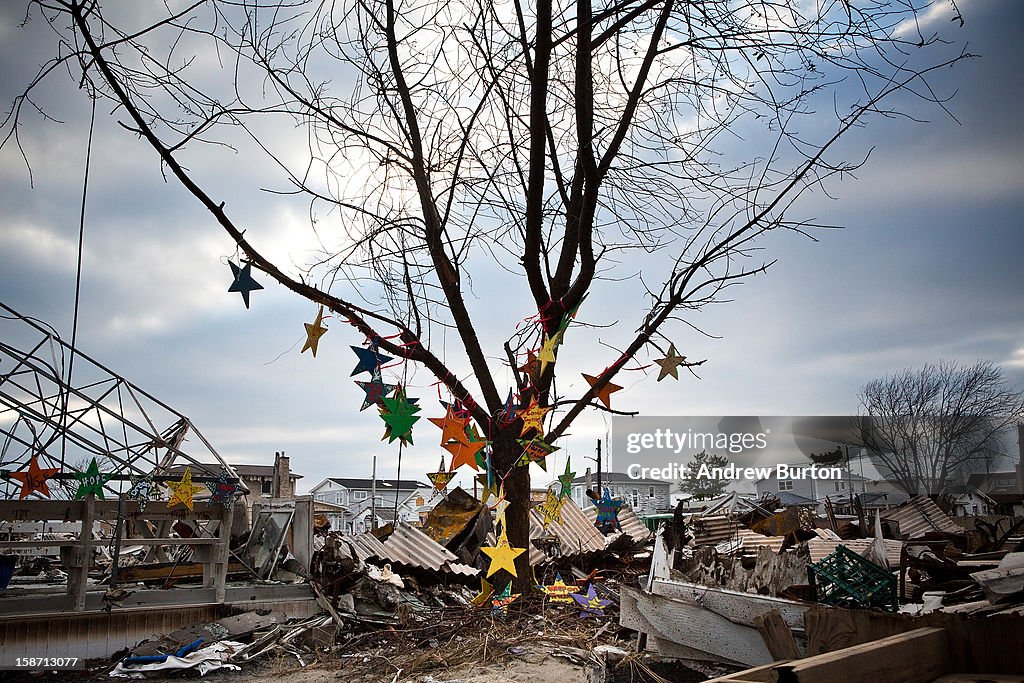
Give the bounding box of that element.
[5,0,967,587]
[858,361,1024,496]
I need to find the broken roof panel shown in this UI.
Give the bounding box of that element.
[882,495,962,539]
[380,521,480,576]
[581,504,653,545]
[529,497,606,565]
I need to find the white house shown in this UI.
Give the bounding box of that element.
[309,477,432,533]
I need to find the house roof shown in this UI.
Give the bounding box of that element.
[168,463,302,479]
[327,477,428,490]
[570,472,671,485]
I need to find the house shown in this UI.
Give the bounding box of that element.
[569,471,672,516]
[952,486,997,517]
[309,477,432,533]
[233,456,302,500]
[753,465,909,514]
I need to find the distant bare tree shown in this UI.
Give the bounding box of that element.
[858,361,1024,496]
[5,0,967,588]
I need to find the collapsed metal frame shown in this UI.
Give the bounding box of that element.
[0,299,239,499]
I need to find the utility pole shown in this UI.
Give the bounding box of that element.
[596,439,602,496]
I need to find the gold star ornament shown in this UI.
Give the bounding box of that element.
[655,344,687,381]
[481,528,526,578]
[167,466,205,511]
[301,305,329,356]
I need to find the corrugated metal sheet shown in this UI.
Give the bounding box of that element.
[530,498,606,565]
[581,504,653,545]
[882,495,962,539]
[342,523,479,576]
[734,528,785,555]
[381,522,480,576]
[805,538,904,568]
[690,514,742,545]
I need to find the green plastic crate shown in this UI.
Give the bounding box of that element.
[807,544,897,612]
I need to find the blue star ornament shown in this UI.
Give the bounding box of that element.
[227,260,264,309]
[207,469,239,509]
[594,488,624,534]
[350,343,393,377]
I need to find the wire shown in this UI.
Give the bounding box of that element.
[60,95,96,471]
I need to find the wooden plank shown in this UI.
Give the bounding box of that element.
[754,609,801,661]
[651,578,808,630]
[620,587,773,667]
[704,661,793,682]
[773,627,950,683]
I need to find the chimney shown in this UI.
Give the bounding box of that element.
[274,451,292,499]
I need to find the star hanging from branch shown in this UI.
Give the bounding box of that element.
[594,488,624,534]
[571,583,612,618]
[517,436,559,471]
[582,373,623,409]
[73,457,111,499]
[9,454,60,500]
[557,458,575,499]
[481,527,526,578]
[428,405,471,446]
[537,332,562,374]
[655,344,687,381]
[476,472,499,506]
[301,305,328,356]
[518,351,540,385]
[515,396,551,436]
[227,260,263,309]
[350,342,393,377]
[427,456,457,492]
[354,371,397,411]
[379,387,421,444]
[167,466,205,511]
[444,437,486,471]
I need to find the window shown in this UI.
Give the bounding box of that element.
[648,486,656,498]
[630,489,641,508]
[834,481,846,492]
[261,479,271,494]
[354,491,367,501]
[778,480,793,491]
[416,496,425,506]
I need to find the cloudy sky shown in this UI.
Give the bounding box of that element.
[1,0,1021,495]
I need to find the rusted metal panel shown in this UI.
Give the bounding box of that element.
[690,514,743,545]
[581,504,652,545]
[883,496,962,539]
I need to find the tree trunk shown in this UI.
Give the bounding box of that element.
[491,430,533,594]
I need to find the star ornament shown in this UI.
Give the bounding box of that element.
[428,406,471,446]
[470,577,494,607]
[490,581,520,614]
[655,343,687,381]
[9,454,60,499]
[427,457,457,492]
[537,332,562,374]
[350,343,393,377]
[582,373,623,409]
[301,305,329,356]
[539,489,566,528]
[379,387,421,444]
[207,470,239,509]
[481,528,526,578]
[515,396,551,437]
[571,583,612,618]
[594,488,624,533]
[355,372,397,411]
[127,474,156,511]
[227,260,264,309]
[73,457,111,500]
[542,573,575,604]
[476,472,499,506]
[557,458,575,499]
[167,466,205,511]
[491,486,510,528]
[517,436,559,471]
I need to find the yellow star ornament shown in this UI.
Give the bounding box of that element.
[301,305,329,356]
[537,332,562,374]
[516,396,551,436]
[481,528,526,578]
[167,466,205,511]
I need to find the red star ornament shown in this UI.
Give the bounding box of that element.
[9,455,60,499]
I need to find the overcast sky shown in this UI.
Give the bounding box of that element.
[1,0,1022,495]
